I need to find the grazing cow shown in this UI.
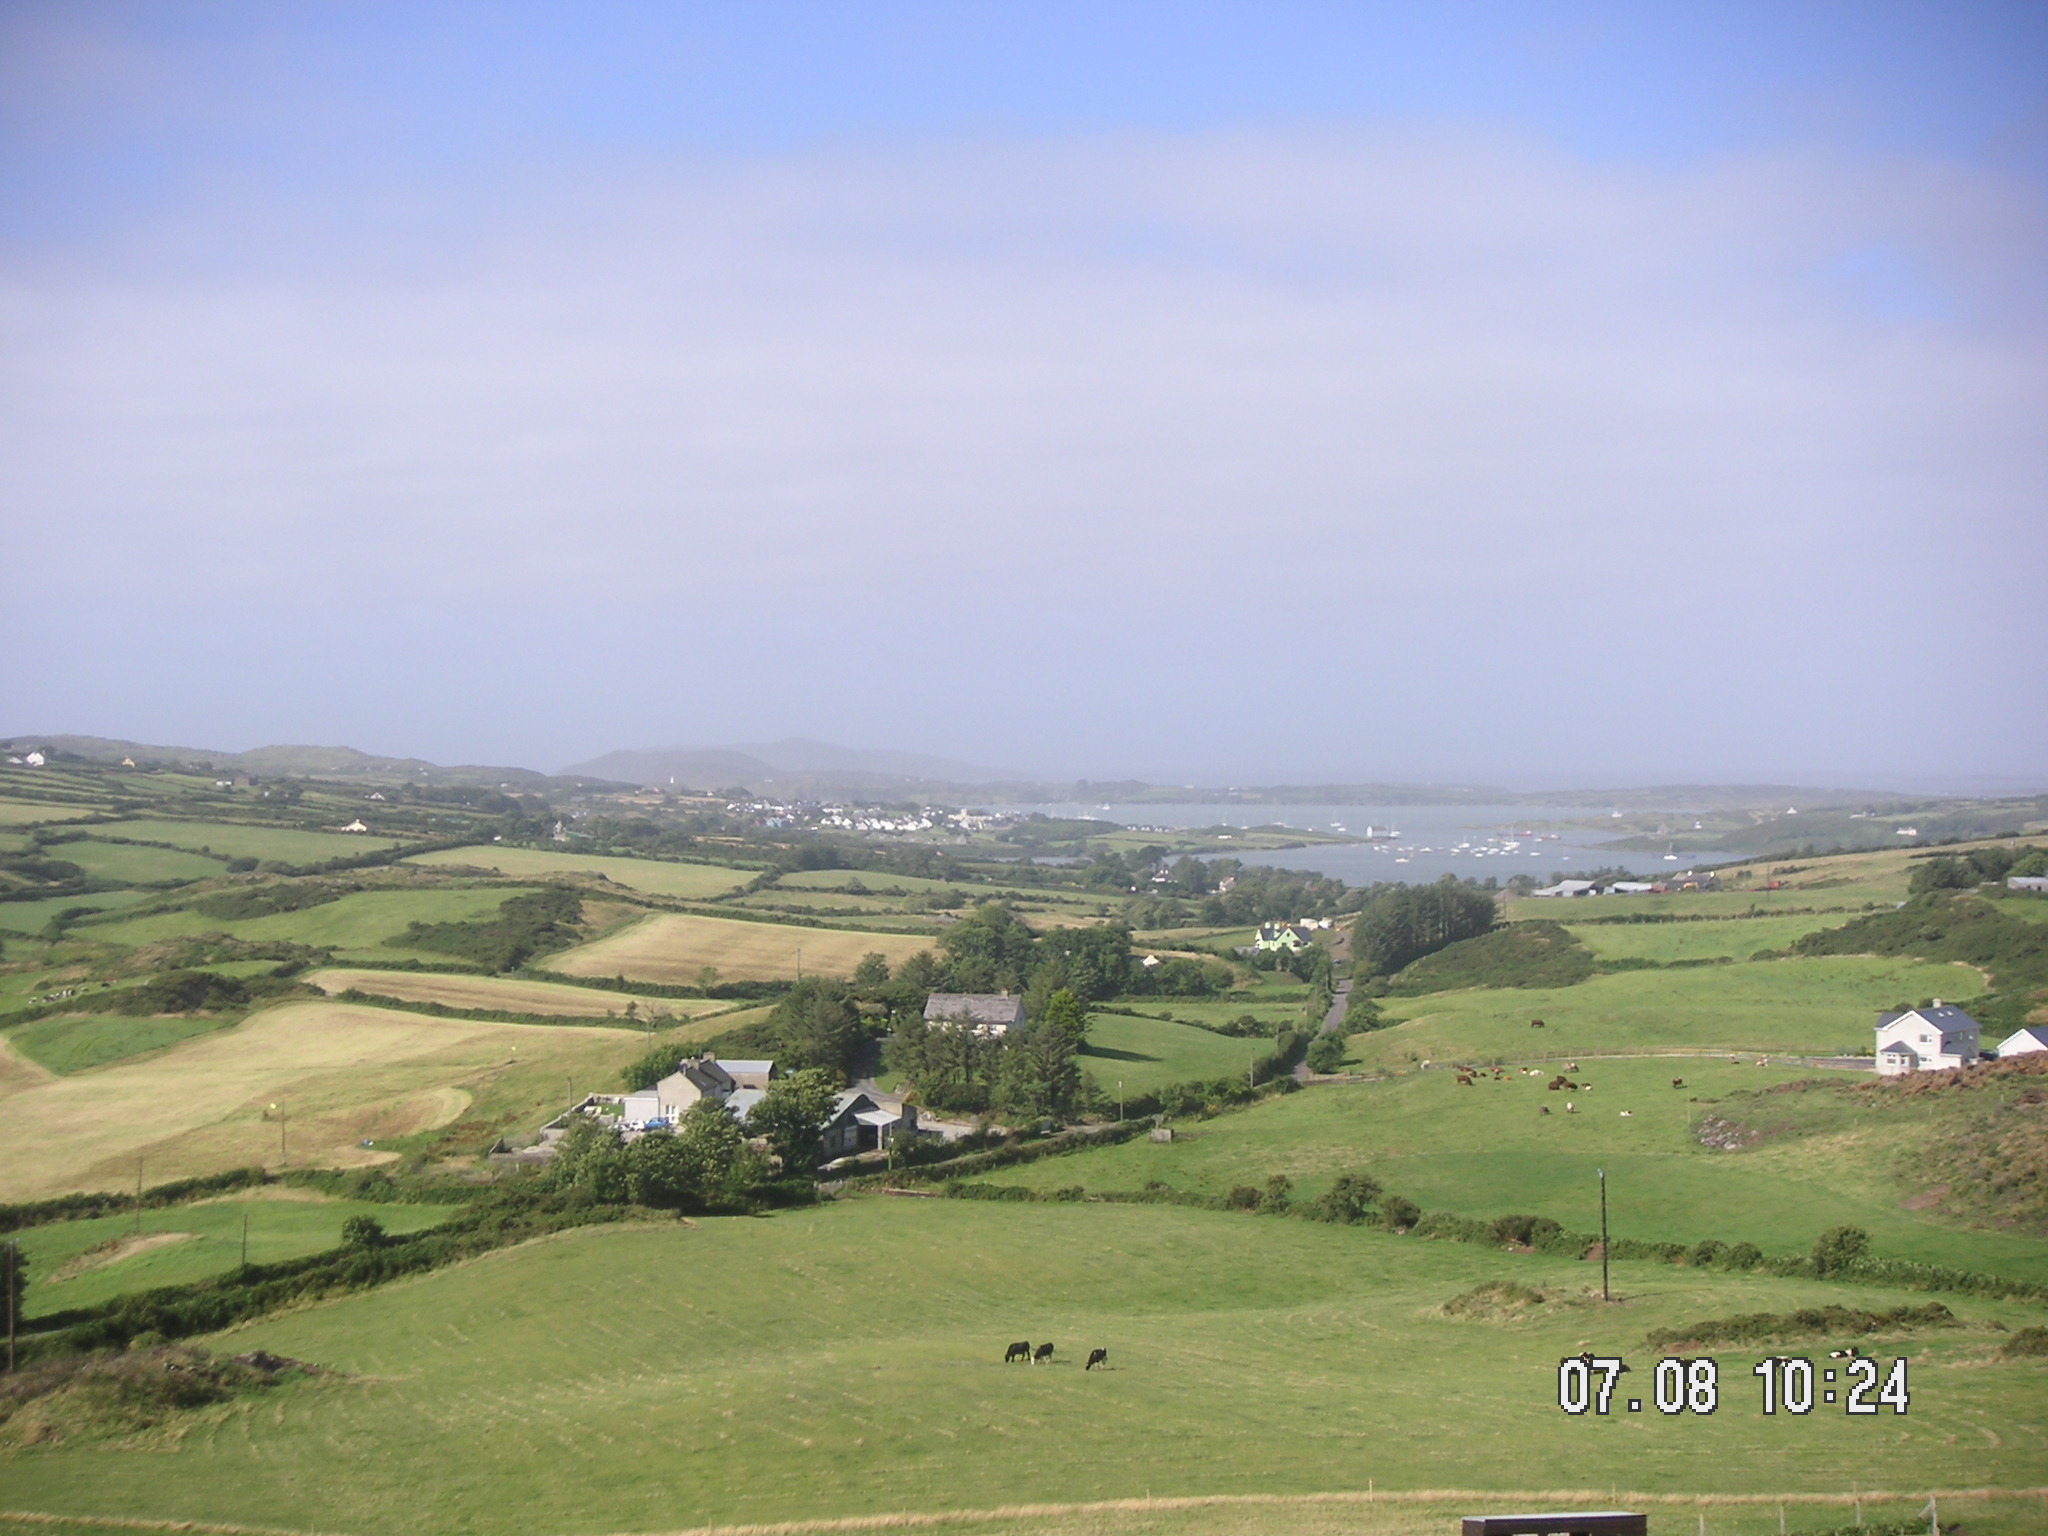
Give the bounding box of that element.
[1618,1110,1633,1118]
[1672,1078,1685,1089]
[1539,1105,1551,1115]
[1547,1076,1567,1091]
[1530,1019,1545,1028]
[1005,1341,1031,1364]
[1086,1348,1108,1370]
[1457,1075,1474,1087]
[1033,1342,1055,1364]
[1565,1101,1577,1113]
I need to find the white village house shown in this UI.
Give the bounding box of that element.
[1874,1001,1983,1076]
[1996,1026,2048,1059]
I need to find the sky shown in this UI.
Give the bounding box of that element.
[2,2,2045,789]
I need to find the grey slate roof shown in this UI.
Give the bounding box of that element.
[923,993,1026,1029]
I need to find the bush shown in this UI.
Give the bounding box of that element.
[1812,1225,1872,1275]
[1305,1173,1382,1224]
[1379,1195,1420,1232]
[1724,1241,1763,1270]
[339,1215,386,1248]
[1304,1034,1348,1074]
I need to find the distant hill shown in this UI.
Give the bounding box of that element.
[0,734,620,790]
[561,739,1018,793]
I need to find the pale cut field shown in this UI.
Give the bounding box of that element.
[550,911,937,982]
[0,1000,633,1202]
[0,799,102,825]
[407,844,750,897]
[307,967,732,1021]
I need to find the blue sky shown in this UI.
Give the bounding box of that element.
[3,3,2044,786]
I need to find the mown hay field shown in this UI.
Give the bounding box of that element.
[985,1060,2048,1279]
[0,1000,646,1201]
[94,817,409,862]
[5,1199,2044,1534]
[406,844,751,897]
[306,967,734,1021]
[1354,954,1982,1066]
[0,799,102,825]
[549,911,937,983]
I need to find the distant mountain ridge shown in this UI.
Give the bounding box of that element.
[561,738,1017,791]
[0,734,617,789]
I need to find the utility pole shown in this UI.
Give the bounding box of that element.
[135,1157,144,1235]
[1598,1167,1610,1302]
[1118,1080,1124,1122]
[241,1212,249,1269]
[6,1239,16,1374]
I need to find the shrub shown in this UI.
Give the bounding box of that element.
[1305,1173,1382,1224]
[1379,1195,1420,1232]
[1723,1241,1763,1270]
[1688,1239,1727,1267]
[2001,1326,2048,1358]
[1304,1034,1348,1074]
[1812,1225,1872,1276]
[339,1216,386,1249]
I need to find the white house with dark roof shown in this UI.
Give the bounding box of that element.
[1874,1002,1982,1075]
[818,1089,918,1159]
[1996,1026,2048,1059]
[621,1053,773,1128]
[922,993,1026,1036]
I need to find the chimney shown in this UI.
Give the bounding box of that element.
[1933,998,1942,1008]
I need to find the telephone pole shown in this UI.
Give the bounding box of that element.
[6,1240,16,1374]
[1598,1167,1610,1302]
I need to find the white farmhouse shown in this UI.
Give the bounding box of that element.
[1874,1001,1982,1076]
[1995,1026,2048,1059]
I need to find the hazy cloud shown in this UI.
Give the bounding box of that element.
[3,121,2044,781]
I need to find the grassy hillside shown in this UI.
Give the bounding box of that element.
[16,1192,462,1319]
[4,1200,2043,1533]
[980,1062,2048,1281]
[1080,1012,1272,1094]
[1353,954,1980,1066]
[406,843,751,897]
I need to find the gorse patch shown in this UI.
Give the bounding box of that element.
[1645,1302,1956,1350]
[1382,919,1595,995]
[393,885,585,972]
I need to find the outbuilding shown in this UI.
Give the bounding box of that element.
[1996,1026,2048,1059]
[923,993,1026,1035]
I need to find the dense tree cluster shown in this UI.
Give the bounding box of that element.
[1350,876,1499,978]
[1909,844,2046,894]
[885,987,1091,1119]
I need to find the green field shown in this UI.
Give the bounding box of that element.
[1080,1013,1272,1094]
[1563,914,1855,962]
[75,885,529,960]
[4,1200,2043,1534]
[51,839,227,884]
[406,844,750,897]
[984,1062,2048,1280]
[98,818,409,862]
[16,1194,463,1319]
[0,890,153,933]
[1355,954,1981,1066]
[8,1012,236,1073]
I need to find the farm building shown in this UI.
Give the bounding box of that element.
[819,1089,918,1159]
[1530,879,1598,898]
[1253,923,1317,952]
[1996,1026,2048,1058]
[622,1053,774,1129]
[1608,881,1657,894]
[1875,1002,1983,1076]
[923,993,1026,1035]
[2010,875,2048,893]
[1657,871,1720,892]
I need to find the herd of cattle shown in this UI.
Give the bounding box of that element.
[1004,1341,1109,1369]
